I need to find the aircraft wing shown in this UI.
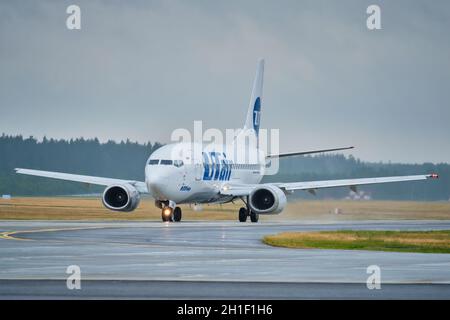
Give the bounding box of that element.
[15,168,148,193]
[275,174,437,191]
[220,174,438,196]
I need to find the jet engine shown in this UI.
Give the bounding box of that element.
[102,184,140,212]
[248,185,287,214]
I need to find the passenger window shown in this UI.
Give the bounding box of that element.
[148,159,159,165]
[160,160,173,165]
[173,160,184,167]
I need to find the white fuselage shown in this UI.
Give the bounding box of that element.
[145,142,265,204]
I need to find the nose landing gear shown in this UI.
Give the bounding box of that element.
[161,205,182,222]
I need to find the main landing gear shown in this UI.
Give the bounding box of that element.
[161,205,182,222]
[238,196,259,223]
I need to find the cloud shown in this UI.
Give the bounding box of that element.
[0,0,449,163]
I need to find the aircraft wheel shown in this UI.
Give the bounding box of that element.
[173,206,182,222]
[250,211,259,223]
[238,207,248,222]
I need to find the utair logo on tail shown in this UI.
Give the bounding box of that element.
[253,97,261,134]
[15,58,439,223]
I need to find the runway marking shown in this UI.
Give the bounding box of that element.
[0,223,238,243]
[0,224,273,250]
[2,221,449,245]
[0,226,114,241]
[0,231,33,241]
[0,221,293,242]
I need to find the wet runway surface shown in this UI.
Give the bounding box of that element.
[1,220,450,299]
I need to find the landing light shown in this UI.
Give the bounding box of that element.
[163,208,172,216]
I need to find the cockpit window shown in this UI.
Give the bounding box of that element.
[173,160,184,167]
[149,159,183,166]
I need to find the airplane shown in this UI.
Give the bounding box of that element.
[15,59,439,223]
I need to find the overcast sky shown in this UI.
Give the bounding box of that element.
[1,0,449,163]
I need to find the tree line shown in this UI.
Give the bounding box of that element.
[0,134,448,200]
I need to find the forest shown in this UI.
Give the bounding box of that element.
[0,134,448,200]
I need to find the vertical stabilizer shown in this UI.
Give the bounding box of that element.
[244,59,264,136]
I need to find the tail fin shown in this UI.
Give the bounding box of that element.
[244,58,264,136]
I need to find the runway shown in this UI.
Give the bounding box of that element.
[1,220,450,299]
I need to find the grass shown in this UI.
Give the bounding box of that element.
[0,197,449,221]
[0,197,237,220]
[263,230,450,253]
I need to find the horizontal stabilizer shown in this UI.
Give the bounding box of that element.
[266,146,354,158]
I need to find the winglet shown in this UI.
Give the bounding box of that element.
[427,173,439,179]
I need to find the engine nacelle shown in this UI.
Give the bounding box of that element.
[102,184,140,212]
[249,185,287,214]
